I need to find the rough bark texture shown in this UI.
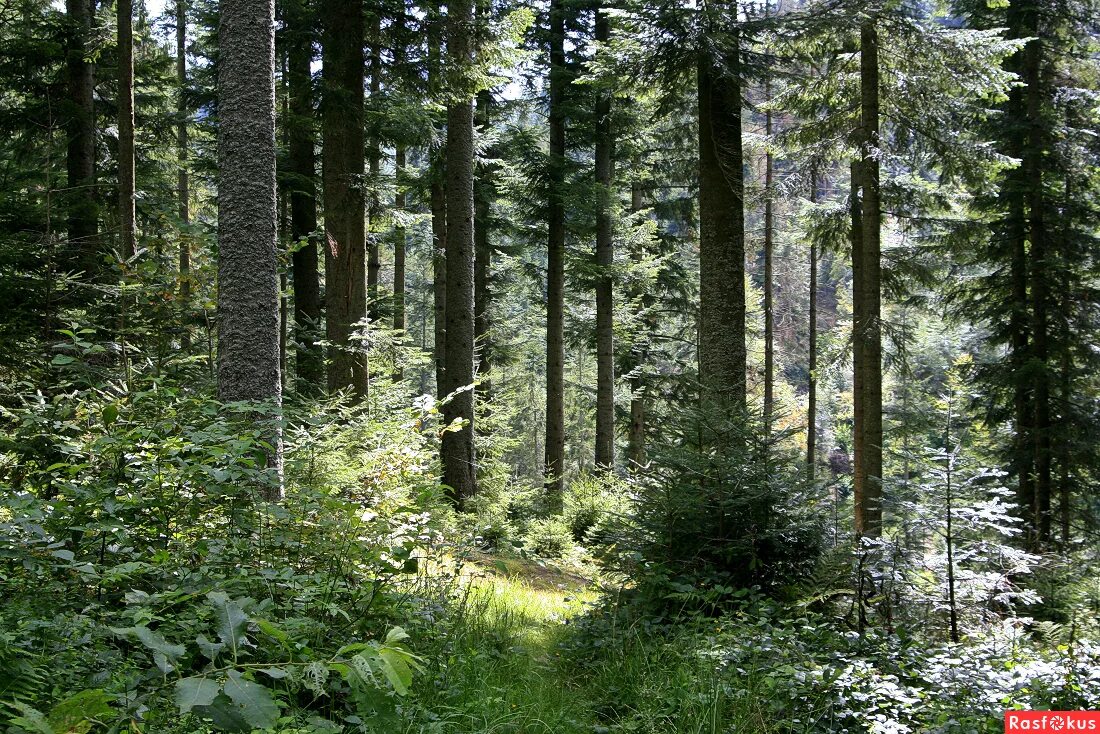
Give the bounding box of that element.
[854,20,883,538]
[593,6,615,473]
[807,170,818,478]
[216,0,282,498]
[118,0,136,260]
[177,0,191,349]
[474,90,493,402]
[697,42,747,412]
[544,0,567,506]
[65,0,98,275]
[321,0,367,398]
[286,0,323,393]
[442,0,477,505]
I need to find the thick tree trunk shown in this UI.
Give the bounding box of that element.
[321,0,367,398]
[807,169,818,478]
[367,14,382,324]
[286,0,323,392]
[442,0,477,505]
[697,41,746,413]
[177,0,191,349]
[853,19,883,538]
[593,6,615,473]
[545,0,567,506]
[118,0,136,260]
[216,0,282,498]
[474,90,493,403]
[66,0,98,275]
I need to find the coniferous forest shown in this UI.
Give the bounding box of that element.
[1,0,1099,729]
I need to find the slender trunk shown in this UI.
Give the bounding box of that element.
[442,0,477,505]
[66,0,98,275]
[627,179,646,470]
[321,0,366,398]
[118,0,136,259]
[1057,179,1071,548]
[429,21,447,399]
[545,0,567,506]
[593,6,615,473]
[394,147,407,333]
[217,0,282,498]
[697,35,747,414]
[367,13,382,323]
[287,0,323,392]
[807,169,818,477]
[474,90,493,403]
[945,406,959,643]
[854,19,883,538]
[177,0,191,349]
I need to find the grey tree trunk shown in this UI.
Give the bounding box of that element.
[65,0,98,275]
[545,0,567,507]
[627,179,646,470]
[286,0,323,393]
[216,0,283,499]
[394,145,407,334]
[593,6,615,473]
[118,0,135,260]
[763,83,774,434]
[442,0,477,505]
[177,0,191,349]
[321,0,367,398]
[428,21,447,400]
[697,39,747,413]
[854,19,883,538]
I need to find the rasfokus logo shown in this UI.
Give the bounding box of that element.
[1005,711,1100,732]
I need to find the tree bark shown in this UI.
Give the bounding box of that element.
[762,45,774,435]
[627,179,646,470]
[593,6,615,473]
[286,0,323,393]
[216,0,282,498]
[118,0,136,260]
[697,37,747,413]
[177,0,191,349]
[545,0,567,506]
[853,19,883,538]
[321,0,367,398]
[442,0,477,505]
[66,0,98,275]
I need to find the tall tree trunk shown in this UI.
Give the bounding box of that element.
[442,0,477,505]
[177,0,191,349]
[854,19,883,538]
[429,18,447,400]
[593,5,615,473]
[66,0,97,275]
[286,0,323,392]
[807,169,818,478]
[394,146,407,334]
[118,0,136,260]
[545,0,567,506]
[627,179,646,470]
[474,90,493,402]
[321,0,366,398]
[367,13,382,324]
[697,36,747,413]
[217,0,282,498]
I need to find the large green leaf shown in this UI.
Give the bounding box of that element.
[175,677,220,714]
[207,592,250,660]
[222,670,279,730]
